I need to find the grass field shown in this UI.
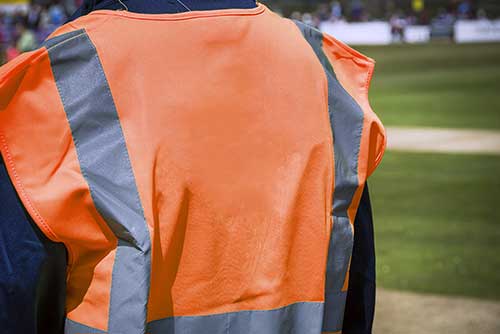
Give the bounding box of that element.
[357,43,500,130]
[369,151,500,300]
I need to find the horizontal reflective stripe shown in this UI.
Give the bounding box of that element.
[65,318,105,334]
[148,302,324,334]
[66,302,325,334]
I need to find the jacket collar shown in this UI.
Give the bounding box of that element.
[69,0,257,22]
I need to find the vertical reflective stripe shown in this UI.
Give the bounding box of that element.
[327,216,353,293]
[47,31,152,334]
[293,21,364,332]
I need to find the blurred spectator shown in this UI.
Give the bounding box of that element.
[49,3,66,26]
[0,0,70,64]
[27,4,42,30]
[315,3,329,22]
[457,0,473,19]
[301,12,316,27]
[16,23,37,52]
[390,11,408,43]
[330,1,342,21]
[1,0,500,65]
[477,8,487,20]
[290,11,302,21]
[350,0,364,22]
[430,7,456,40]
[6,42,20,62]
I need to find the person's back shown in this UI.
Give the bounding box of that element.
[0,4,385,333]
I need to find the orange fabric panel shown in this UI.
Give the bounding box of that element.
[0,49,115,331]
[321,34,386,291]
[62,6,336,320]
[66,249,116,330]
[321,34,386,184]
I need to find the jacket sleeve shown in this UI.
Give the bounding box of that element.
[318,29,385,334]
[321,32,386,181]
[0,154,67,334]
[343,183,376,334]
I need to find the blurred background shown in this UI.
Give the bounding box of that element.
[1,0,499,333]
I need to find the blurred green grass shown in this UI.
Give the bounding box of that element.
[369,151,500,300]
[357,43,500,130]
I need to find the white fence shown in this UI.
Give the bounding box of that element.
[319,21,430,45]
[454,19,500,43]
[405,26,431,44]
[320,20,500,45]
[319,21,392,45]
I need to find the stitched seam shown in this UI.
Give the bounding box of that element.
[85,32,149,251]
[49,32,126,333]
[81,32,151,333]
[90,3,265,21]
[0,48,47,86]
[0,133,58,240]
[0,132,77,273]
[290,21,336,299]
[46,31,87,52]
[148,301,325,322]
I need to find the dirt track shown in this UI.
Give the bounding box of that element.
[374,289,500,334]
[386,127,500,154]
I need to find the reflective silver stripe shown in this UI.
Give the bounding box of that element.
[327,216,353,293]
[48,31,152,334]
[43,29,85,49]
[66,302,324,334]
[65,318,105,334]
[147,302,324,334]
[293,21,364,332]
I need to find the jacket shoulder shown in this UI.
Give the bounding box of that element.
[0,48,48,113]
[0,25,88,112]
[292,20,386,178]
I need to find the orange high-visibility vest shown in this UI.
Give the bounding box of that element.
[0,4,385,334]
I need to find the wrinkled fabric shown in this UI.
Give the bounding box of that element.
[0,155,67,333]
[0,1,377,333]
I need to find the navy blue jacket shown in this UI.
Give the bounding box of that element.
[0,1,375,332]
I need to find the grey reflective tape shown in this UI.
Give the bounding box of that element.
[293,21,364,216]
[322,291,348,332]
[293,21,364,332]
[147,302,324,334]
[48,31,151,334]
[65,318,106,334]
[326,216,353,293]
[43,29,85,49]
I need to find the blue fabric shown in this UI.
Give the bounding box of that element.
[0,1,376,333]
[0,155,43,333]
[68,0,257,21]
[0,155,67,334]
[343,184,376,334]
